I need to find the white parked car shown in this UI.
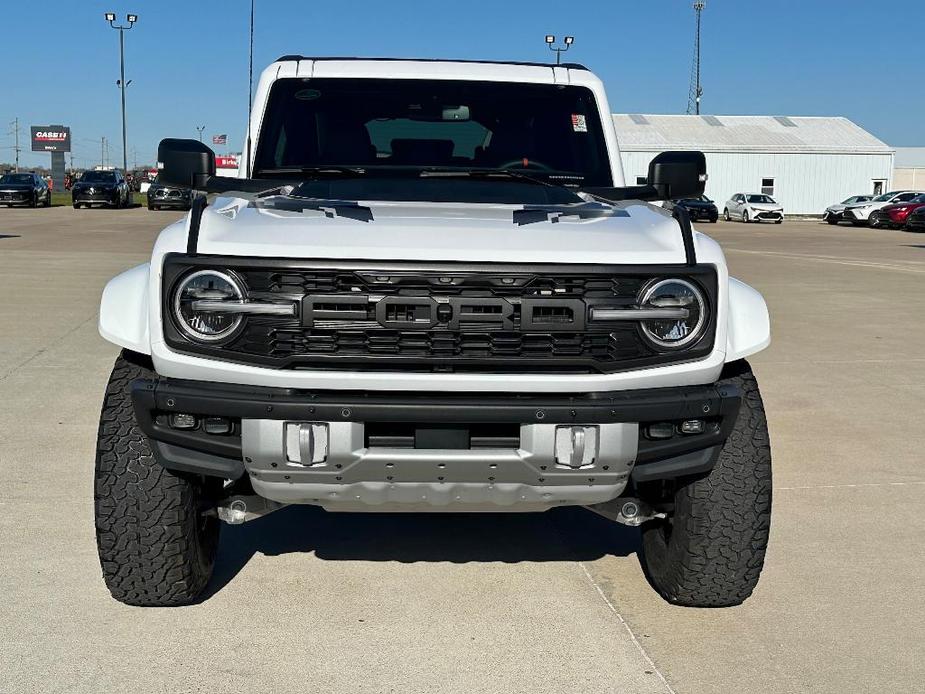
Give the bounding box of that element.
[841,190,925,225]
[723,193,784,224]
[823,195,873,224]
[94,57,772,609]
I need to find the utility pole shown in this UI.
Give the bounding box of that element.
[101,136,107,168]
[9,118,22,172]
[105,12,138,173]
[687,1,705,115]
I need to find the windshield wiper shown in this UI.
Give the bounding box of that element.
[258,166,367,178]
[418,167,571,190]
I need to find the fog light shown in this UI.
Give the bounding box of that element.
[204,416,232,435]
[555,425,598,468]
[169,413,197,430]
[679,420,705,435]
[645,423,674,440]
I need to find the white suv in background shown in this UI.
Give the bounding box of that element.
[842,191,924,225]
[723,193,784,224]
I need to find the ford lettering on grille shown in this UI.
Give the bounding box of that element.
[302,295,584,332]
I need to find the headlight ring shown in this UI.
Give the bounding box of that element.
[172,269,246,343]
[637,278,707,350]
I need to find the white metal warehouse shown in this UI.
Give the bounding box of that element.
[612,114,894,215]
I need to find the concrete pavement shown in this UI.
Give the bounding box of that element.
[0,206,922,692]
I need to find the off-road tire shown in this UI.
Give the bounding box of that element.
[94,351,220,606]
[639,360,772,607]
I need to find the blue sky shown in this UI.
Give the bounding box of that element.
[2,0,922,169]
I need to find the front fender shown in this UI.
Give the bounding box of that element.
[99,263,150,355]
[725,277,770,362]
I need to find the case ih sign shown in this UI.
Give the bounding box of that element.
[31,126,71,152]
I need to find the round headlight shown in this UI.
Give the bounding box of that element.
[173,270,244,342]
[638,278,707,349]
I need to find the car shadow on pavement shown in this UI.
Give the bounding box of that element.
[200,505,640,601]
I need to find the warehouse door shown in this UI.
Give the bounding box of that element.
[872,180,886,196]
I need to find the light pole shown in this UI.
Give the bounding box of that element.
[104,12,137,176]
[544,35,574,65]
[196,126,206,142]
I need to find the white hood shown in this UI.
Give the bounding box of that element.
[187,196,693,265]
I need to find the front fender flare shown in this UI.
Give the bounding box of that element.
[99,263,151,355]
[725,277,770,362]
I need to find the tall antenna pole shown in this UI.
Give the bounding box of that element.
[246,0,255,178]
[10,118,21,172]
[687,1,705,115]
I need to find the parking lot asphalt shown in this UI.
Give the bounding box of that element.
[0,207,923,693]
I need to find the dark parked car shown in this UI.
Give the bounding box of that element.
[905,206,925,232]
[146,176,193,211]
[666,195,718,222]
[869,194,925,229]
[0,172,51,208]
[72,170,131,209]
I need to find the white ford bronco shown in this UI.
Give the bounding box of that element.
[95,57,772,607]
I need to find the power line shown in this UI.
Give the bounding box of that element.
[686,1,705,115]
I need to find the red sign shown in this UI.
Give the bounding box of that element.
[215,155,240,170]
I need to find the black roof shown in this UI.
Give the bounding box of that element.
[274,56,589,71]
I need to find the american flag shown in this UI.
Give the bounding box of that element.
[212,134,227,145]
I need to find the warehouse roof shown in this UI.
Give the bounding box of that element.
[612,114,892,155]
[894,147,925,168]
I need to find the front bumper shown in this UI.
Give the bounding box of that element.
[131,376,741,511]
[0,191,31,205]
[685,207,718,222]
[752,210,783,222]
[149,192,191,207]
[73,190,119,205]
[842,207,871,222]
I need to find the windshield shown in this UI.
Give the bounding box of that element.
[80,171,116,183]
[844,195,872,204]
[254,78,613,193]
[0,174,33,185]
[910,194,925,203]
[873,192,899,202]
[746,194,776,204]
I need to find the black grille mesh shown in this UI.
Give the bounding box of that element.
[162,259,716,374]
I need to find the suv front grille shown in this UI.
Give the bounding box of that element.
[163,257,717,374]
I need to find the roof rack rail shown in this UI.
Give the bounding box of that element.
[273,56,589,70]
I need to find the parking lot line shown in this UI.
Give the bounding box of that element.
[578,561,677,694]
[725,248,925,273]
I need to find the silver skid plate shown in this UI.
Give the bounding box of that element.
[241,420,638,512]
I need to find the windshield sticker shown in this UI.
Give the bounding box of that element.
[513,202,630,226]
[571,114,588,133]
[249,196,374,223]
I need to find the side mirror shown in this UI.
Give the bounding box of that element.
[647,151,707,200]
[157,138,215,189]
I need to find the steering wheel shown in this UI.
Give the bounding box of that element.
[498,158,553,171]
